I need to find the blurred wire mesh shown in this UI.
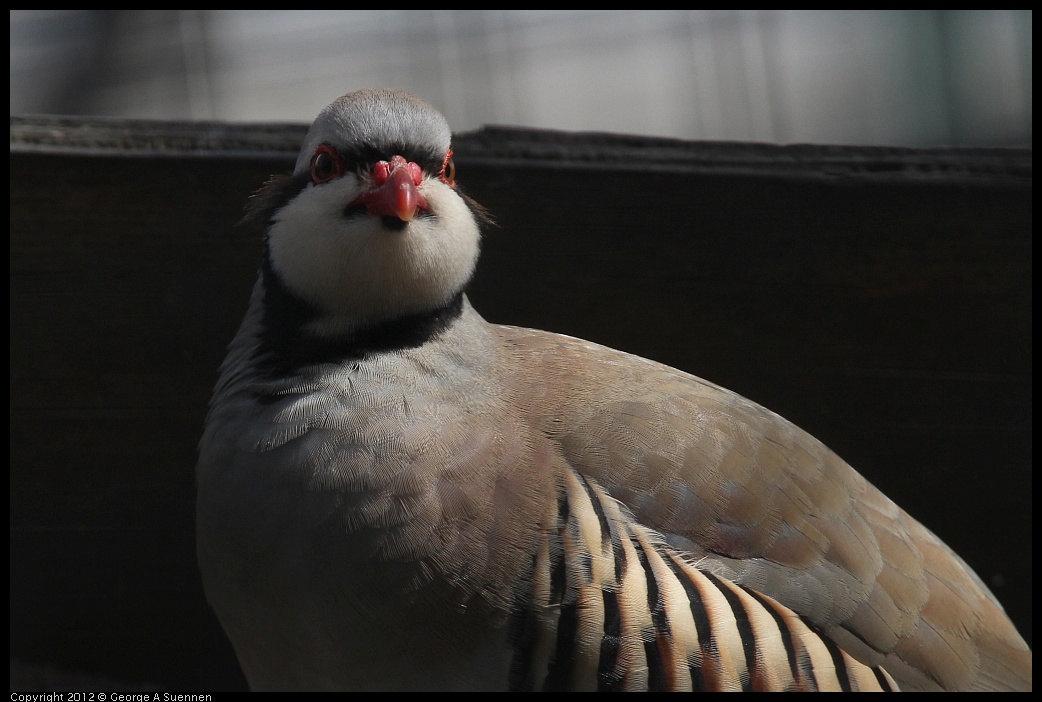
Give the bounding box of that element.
[9,10,1032,147]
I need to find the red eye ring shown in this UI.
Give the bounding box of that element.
[310,144,344,184]
[439,149,456,188]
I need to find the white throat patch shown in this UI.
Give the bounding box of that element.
[266,175,481,337]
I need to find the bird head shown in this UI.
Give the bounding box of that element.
[247,89,486,340]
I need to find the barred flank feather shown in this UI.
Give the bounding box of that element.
[509,470,899,692]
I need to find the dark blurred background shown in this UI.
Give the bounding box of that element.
[9,10,1032,146]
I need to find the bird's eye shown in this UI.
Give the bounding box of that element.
[310,145,344,184]
[439,150,456,188]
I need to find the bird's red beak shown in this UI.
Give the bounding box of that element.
[349,155,430,222]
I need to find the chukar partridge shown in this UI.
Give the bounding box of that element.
[196,89,1032,691]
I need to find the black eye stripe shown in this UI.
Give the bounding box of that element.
[323,143,446,177]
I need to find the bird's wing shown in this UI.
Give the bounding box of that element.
[493,323,1031,691]
[505,461,900,691]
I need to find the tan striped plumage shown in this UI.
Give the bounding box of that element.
[196,90,1031,691]
[510,469,899,691]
